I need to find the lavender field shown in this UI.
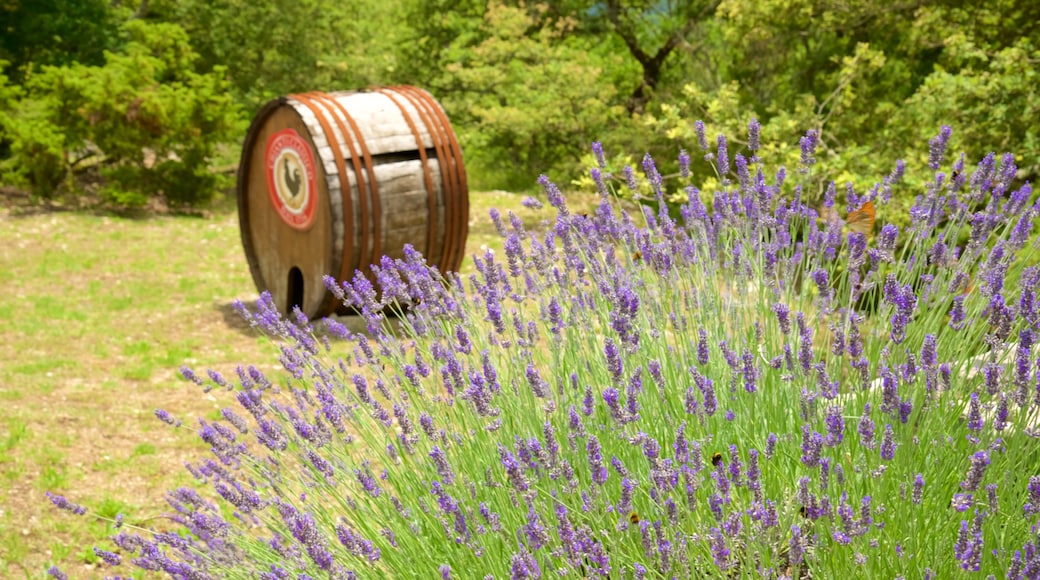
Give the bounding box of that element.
[47,125,1040,578]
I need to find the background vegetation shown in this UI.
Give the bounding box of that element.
[2,0,1038,205]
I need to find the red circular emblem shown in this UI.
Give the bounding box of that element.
[265,128,317,230]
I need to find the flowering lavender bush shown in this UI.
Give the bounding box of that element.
[49,125,1040,578]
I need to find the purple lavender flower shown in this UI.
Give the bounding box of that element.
[986,483,998,513]
[674,422,689,464]
[522,507,549,550]
[520,196,543,210]
[716,135,730,177]
[967,393,984,433]
[748,117,761,154]
[994,395,1009,432]
[825,405,845,446]
[695,121,710,155]
[694,371,717,417]
[741,347,758,393]
[709,527,731,569]
[180,366,204,385]
[878,223,898,255]
[510,552,530,579]
[648,359,664,390]
[812,269,830,296]
[961,451,990,491]
[46,567,67,580]
[582,385,594,416]
[623,165,638,190]
[587,436,608,485]
[429,446,455,485]
[678,149,691,178]
[765,433,777,459]
[928,125,953,170]
[799,129,819,172]
[789,524,805,566]
[524,363,549,398]
[858,404,875,449]
[880,424,896,460]
[354,464,382,497]
[800,424,823,467]
[913,474,924,504]
[154,409,182,427]
[46,492,87,516]
[93,547,121,566]
[921,334,938,368]
[746,448,760,489]
[773,303,791,334]
[983,362,1002,395]
[726,444,743,486]
[643,153,664,196]
[1024,476,1040,515]
[697,328,710,366]
[538,174,567,214]
[951,493,973,512]
[591,141,606,168]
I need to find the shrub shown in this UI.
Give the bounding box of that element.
[48,126,1040,577]
[1,20,240,206]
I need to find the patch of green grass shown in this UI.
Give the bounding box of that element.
[78,545,100,565]
[0,389,25,402]
[0,531,28,572]
[93,496,132,521]
[122,363,155,381]
[10,359,78,376]
[161,342,197,366]
[1,420,28,452]
[88,342,112,358]
[123,340,153,357]
[48,542,75,565]
[104,293,134,311]
[38,465,68,491]
[131,443,156,457]
[177,277,198,293]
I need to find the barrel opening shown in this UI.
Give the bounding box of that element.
[369,147,438,166]
[287,267,304,315]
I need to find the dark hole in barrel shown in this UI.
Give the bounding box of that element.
[287,267,304,314]
[368,148,437,166]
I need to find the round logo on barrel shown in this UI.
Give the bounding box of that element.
[265,128,317,230]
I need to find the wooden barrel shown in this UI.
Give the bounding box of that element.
[236,86,468,318]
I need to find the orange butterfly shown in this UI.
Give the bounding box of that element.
[820,201,876,236]
[845,201,876,236]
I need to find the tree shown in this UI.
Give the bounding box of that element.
[142,0,408,111]
[0,0,122,82]
[1,19,240,205]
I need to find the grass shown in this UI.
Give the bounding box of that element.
[0,187,598,578]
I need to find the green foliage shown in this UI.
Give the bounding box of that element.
[420,2,635,189]
[0,0,123,82]
[147,0,408,112]
[3,0,1038,206]
[637,1,1040,228]
[896,35,1040,178]
[1,19,240,205]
